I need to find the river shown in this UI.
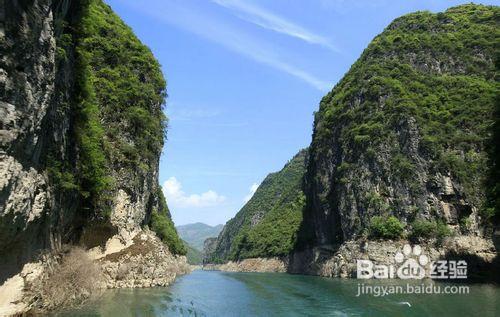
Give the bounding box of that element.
[53,270,499,316]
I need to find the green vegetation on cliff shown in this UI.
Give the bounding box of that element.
[487,80,500,225]
[410,219,451,241]
[233,192,305,259]
[70,0,168,217]
[369,216,404,239]
[49,0,185,254]
[315,4,497,202]
[209,150,307,262]
[150,189,186,255]
[80,0,167,166]
[302,4,499,246]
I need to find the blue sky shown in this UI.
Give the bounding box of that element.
[106,0,499,226]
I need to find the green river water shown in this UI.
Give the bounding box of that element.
[53,270,499,316]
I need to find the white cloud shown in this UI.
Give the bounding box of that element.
[243,182,259,203]
[121,0,332,91]
[163,177,226,208]
[212,0,339,53]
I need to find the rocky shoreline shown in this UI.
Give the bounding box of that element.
[1,236,497,315]
[96,230,190,289]
[0,230,189,316]
[203,257,287,273]
[205,235,498,280]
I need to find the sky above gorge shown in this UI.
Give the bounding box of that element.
[106,0,500,226]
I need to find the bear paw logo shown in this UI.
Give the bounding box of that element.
[395,244,428,280]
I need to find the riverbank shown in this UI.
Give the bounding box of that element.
[203,257,287,273]
[0,230,189,316]
[51,270,500,317]
[205,236,498,281]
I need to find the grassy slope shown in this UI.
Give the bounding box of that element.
[210,149,307,262]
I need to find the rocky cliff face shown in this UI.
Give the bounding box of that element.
[299,4,498,247]
[204,257,287,273]
[204,5,498,279]
[94,230,189,289]
[0,0,81,283]
[0,0,185,302]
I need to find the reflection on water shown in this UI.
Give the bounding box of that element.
[52,270,500,317]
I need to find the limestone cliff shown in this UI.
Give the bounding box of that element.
[293,4,499,277]
[205,4,499,279]
[1,0,80,282]
[0,0,185,312]
[299,3,498,246]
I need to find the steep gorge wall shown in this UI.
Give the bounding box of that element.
[299,4,499,248]
[0,0,184,289]
[205,5,499,279]
[0,0,81,283]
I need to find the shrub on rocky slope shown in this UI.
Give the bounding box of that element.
[300,4,499,247]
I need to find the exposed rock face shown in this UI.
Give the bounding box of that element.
[0,230,188,315]
[205,257,287,273]
[300,4,498,247]
[0,0,80,283]
[0,259,47,315]
[0,0,185,313]
[95,231,190,289]
[289,236,497,280]
[204,235,497,279]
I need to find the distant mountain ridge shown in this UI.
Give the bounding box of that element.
[176,223,224,251]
